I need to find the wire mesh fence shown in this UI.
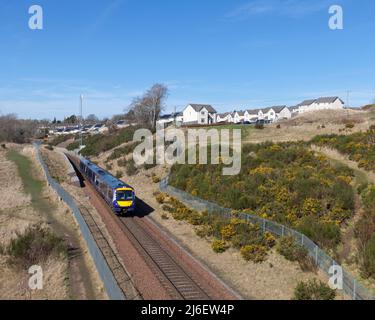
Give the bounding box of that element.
[160,175,375,300]
[33,143,126,300]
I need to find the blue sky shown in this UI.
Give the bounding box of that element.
[0,0,374,120]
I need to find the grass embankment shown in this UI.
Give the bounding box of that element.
[49,134,76,147]
[6,150,50,213]
[311,128,375,280]
[67,125,140,157]
[312,127,375,173]
[4,150,67,269]
[169,142,356,251]
[155,193,278,263]
[188,123,254,141]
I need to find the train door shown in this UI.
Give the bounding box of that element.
[93,175,99,189]
[108,188,114,204]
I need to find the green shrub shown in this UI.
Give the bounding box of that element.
[345,123,355,129]
[276,236,316,272]
[169,141,355,248]
[298,216,341,250]
[161,213,169,220]
[240,245,268,263]
[187,211,205,226]
[152,175,161,183]
[195,225,214,238]
[357,183,369,195]
[230,225,264,249]
[49,134,75,146]
[107,142,137,161]
[356,185,375,276]
[359,234,375,279]
[293,279,336,300]
[277,236,306,261]
[118,158,127,167]
[79,125,140,157]
[211,240,228,253]
[155,193,166,204]
[221,224,236,241]
[126,158,138,176]
[311,129,375,173]
[162,205,175,213]
[66,141,80,151]
[7,226,66,268]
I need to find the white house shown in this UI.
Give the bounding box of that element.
[233,111,245,124]
[217,112,233,123]
[174,112,184,124]
[262,108,277,123]
[244,110,259,123]
[243,106,290,123]
[296,99,316,114]
[272,106,292,120]
[296,97,345,114]
[183,104,217,125]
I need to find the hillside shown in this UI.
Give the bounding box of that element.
[244,109,375,143]
[55,108,375,299]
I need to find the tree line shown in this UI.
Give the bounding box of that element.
[0,83,169,143]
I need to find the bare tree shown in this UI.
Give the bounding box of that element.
[125,84,168,130]
[0,114,40,143]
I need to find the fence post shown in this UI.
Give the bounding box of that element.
[315,245,318,265]
[262,219,266,233]
[301,234,304,246]
[281,225,285,237]
[353,280,357,300]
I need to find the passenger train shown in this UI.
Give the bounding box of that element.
[79,157,136,215]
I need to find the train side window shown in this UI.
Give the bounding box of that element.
[108,189,113,200]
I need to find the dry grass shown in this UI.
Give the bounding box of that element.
[245,109,375,144]
[0,145,107,300]
[0,147,69,300]
[36,148,108,300]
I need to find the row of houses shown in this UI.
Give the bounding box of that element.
[216,105,292,124]
[157,96,345,127]
[293,97,345,114]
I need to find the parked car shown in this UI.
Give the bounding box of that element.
[91,123,107,134]
[115,120,128,129]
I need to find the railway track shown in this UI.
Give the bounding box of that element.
[118,216,210,300]
[75,200,141,300]
[67,153,239,300]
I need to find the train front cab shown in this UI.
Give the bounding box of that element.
[112,187,135,215]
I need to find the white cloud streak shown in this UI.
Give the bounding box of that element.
[227,0,335,20]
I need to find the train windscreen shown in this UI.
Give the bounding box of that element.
[116,190,133,201]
